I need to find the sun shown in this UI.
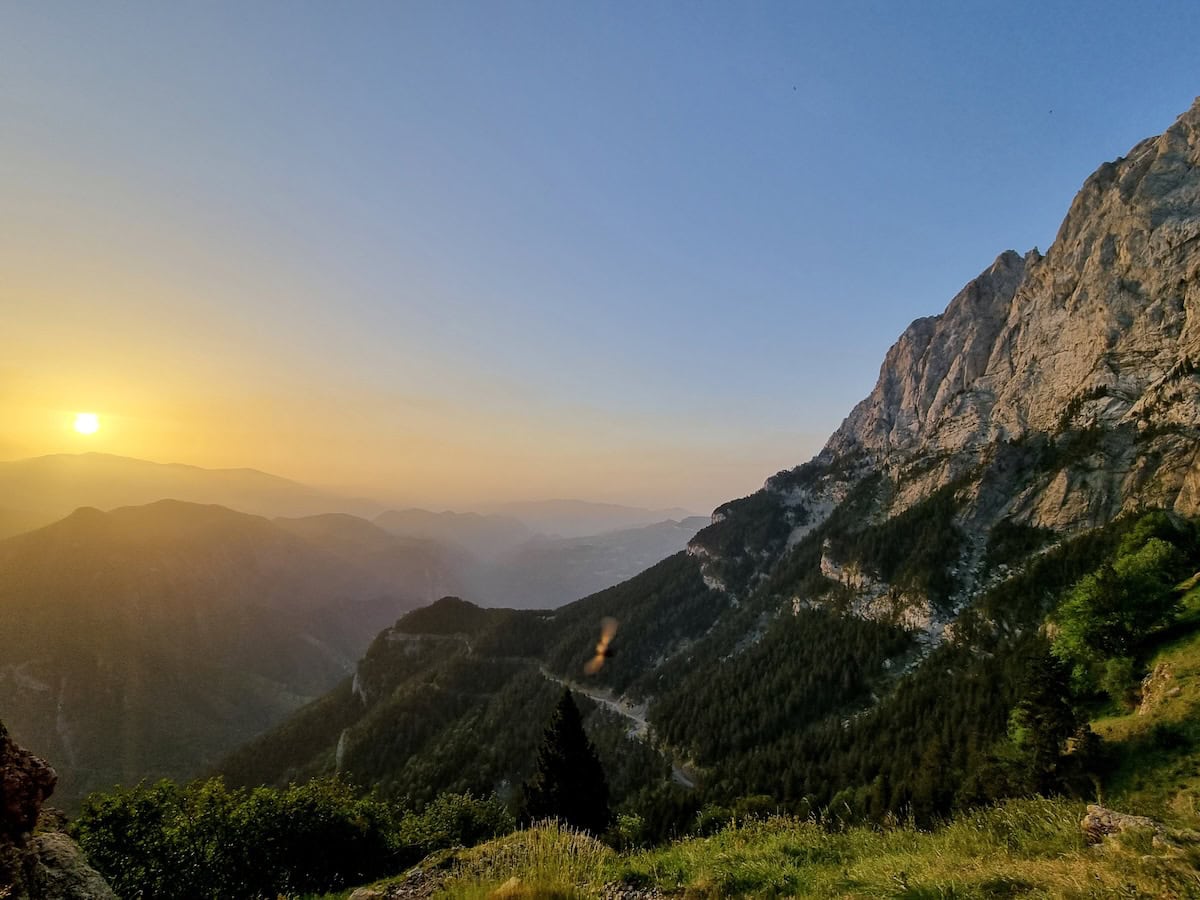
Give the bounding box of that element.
[74,412,100,435]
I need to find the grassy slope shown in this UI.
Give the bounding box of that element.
[1092,580,1200,829]
[336,799,1199,899]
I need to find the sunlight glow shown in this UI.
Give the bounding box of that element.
[74,412,100,435]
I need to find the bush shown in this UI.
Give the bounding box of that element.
[607,812,649,850]
[71,778,513,899]
[693,803,734,836]
[1051,517,1187,684]
[1099,656,1138,709]
[397,792,515,855]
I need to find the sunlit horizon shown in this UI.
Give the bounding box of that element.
[5,3,1199,514]
[3,395,825,511]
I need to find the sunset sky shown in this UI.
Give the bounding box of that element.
[4,2,1199,512]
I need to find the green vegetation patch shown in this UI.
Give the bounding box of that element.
[1093,621,1200,828]
[71,777,514,900]
[984,519,1057,572]
[425,799,1199,899]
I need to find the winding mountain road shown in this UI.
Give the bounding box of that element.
[539,667,695,788]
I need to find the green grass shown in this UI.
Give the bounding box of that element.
[434,821,613,899]
[611,798,1198,898]
[338,799,1199,899]
[1093,593,1200,829]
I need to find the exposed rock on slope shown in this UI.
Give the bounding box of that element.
[0,721,115,899]
[692,96,1200,620]
[821,96,1200,528]
[0,723,55,841]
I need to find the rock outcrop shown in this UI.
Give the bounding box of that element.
[820,96,1200,531]
[0,723,56,842]
[1081,804,1162,844]
[1137,662,1183,715]
[0,721,115,900]
[689,96,1200,646]
[1080,803,1200,855]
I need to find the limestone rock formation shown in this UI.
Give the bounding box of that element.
[690,96,1200,642]
[830,96,1200,459]
[1080,803,1200,855]
[18,831,118,900]
[820,97,1200,532]
[1081,804,1161,844]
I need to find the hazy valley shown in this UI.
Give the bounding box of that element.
[0,457,706,809]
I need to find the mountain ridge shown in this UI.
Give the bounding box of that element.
[0,499,454,807]
[815,96,1200,527]
[0,452,385,530]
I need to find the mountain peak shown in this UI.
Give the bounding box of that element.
[824,247,1029,459]
[822,99,1200,519]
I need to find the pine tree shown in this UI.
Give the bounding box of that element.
[1009,652,1078,793]
[523,689,610,834]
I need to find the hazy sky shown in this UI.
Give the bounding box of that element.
[4,2,1199,512]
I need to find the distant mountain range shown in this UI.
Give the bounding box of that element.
[0,499,459,806]
[372,507,709,608]
[0,453,384,537]
[0,452,699,544]
[475,499,697,539]
[0,451,708,612]
[0,459,708,804]
[373,508,533,560]
[476,516,711,608]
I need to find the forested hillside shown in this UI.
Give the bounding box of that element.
[0,500,443,807]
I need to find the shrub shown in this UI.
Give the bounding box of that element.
[72,778,513,899]
[1051,518,1187,684]
[1099,656,1138,709]
[398,792,515,855]
[607,812,649,850]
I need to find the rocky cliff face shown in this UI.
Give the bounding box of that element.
[686,97,1200,643]
[830,95,1200,456]
[819,96,1200,531]
[0,722,56,842]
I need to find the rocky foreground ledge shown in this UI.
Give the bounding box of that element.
[0,721,115,900]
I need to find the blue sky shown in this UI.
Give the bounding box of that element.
[3,2,1199,510]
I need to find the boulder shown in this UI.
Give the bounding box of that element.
[1080,804,1160,844]
[0,720,116,899]
[0,722,56,841]
[24,832,117,900]
[1080,803,1200,857]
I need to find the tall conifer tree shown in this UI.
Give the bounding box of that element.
[523,689,610,834]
